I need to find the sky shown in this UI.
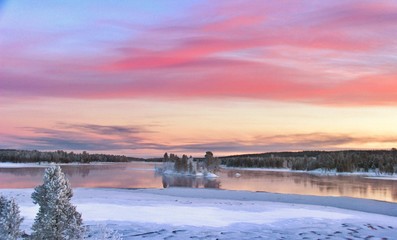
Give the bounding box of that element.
[1,0,397,158]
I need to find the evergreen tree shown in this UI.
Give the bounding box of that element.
[31,166,84,240]
[163,152,169,162]
[188,161,194,174]
[204,151,221,173]
[181,155,188,172]
[0,196,24,240]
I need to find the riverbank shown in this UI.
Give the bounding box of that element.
[2,187,397,239]
[2,162,396,179]
[224,166,397,179]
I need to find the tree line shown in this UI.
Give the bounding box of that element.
[0,149,140,163]
[221,149,397,174]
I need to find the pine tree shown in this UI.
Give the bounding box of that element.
[31,166,84,240]
[0,196,24,240]
[163,152,169,162]
[204,151,220,173]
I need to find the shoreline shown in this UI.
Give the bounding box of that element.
[3,187,397,217]
[223,166,397,178]
[1,161,396,178]
[135,187,397,217]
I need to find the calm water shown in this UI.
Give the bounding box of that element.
[0,162,396,203]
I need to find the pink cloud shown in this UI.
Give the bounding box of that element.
[3,60,397,106]
[322,74,397,105]
[101,0,397,72]
[1,0,397,107]
[101,37,258,71]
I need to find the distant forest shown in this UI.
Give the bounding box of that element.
[0,149,143,163]
[221,149,397,174]
[1,149,397,174]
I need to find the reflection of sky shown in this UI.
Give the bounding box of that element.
[0,163,396,203]
[1,1,397,157]
[218,170,397,203]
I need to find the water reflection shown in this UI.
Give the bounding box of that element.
[220,169,397,202]
[161,174,220,189]
[0,162,396,203]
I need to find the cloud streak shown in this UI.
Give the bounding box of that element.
[4,123,397,157]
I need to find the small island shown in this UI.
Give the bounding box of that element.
[155,151,221,178]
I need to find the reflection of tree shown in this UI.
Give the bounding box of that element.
[204,179,221,188]
[62,167,91,178]
[392,184,397,200]
[227,170,291,179]
[0,163,128,179]
[0,168,44,177]
[161,175,220,189]
[62,164,128,178]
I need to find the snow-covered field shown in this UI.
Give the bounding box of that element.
[2,188,397,239]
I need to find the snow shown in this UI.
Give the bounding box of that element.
[224,166,396,177]
[80,203,352,227]
[365,176,397,181]
[2,188,397,239]
[203,172,218,178]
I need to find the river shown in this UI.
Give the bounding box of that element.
[0,162,396,203]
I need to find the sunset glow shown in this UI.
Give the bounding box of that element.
[1,0,397,157]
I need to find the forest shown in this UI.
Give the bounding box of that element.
[221,149,397,174]
[1,149,397,174]
[0,149,140,163]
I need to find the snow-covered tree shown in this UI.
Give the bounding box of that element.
[0,195,24,240]
[0,195,6,211]
[31,166,84,240]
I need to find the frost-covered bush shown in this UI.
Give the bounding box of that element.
[31,166,84,240]
[0,195,24,240]
[95,225,122,240]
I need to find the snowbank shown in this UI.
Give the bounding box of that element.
[365,176,397,181]
[1,188,397,239]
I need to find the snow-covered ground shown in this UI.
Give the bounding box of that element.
[2,188,397,239]
[365,176,397,181]
[225,166,397,178]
